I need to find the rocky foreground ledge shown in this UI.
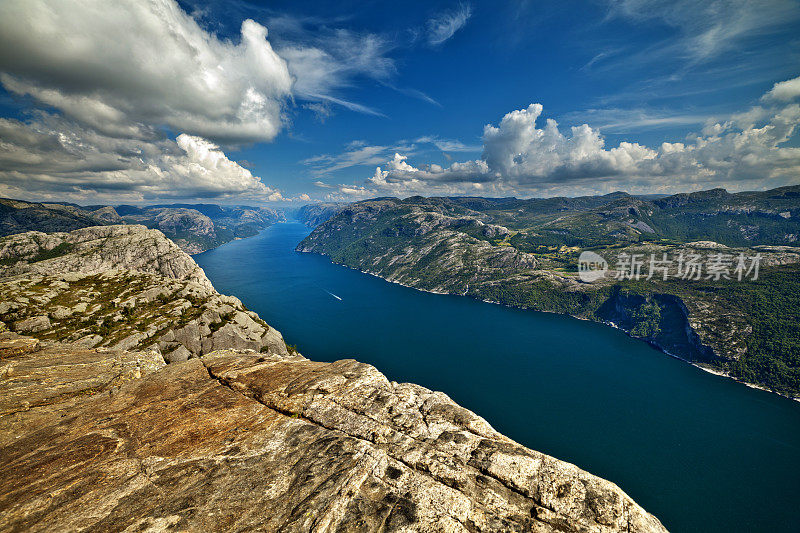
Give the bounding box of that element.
[0,225,666,532]
[0,225,287,362]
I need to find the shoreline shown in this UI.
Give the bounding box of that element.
[296,248,800,404]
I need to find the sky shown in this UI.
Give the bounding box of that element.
[0,0,799,206]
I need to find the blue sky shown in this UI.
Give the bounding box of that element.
[0,0,799,204]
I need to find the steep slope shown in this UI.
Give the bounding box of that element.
[297,202,347,227]
[0,223,666,531]
[0,332,666,532]
[118,204,285,253]
[0,225,288,361]
[0,224,211,286]
[298,191,800,398]
[0,198,284,255]
[0,198,117,236]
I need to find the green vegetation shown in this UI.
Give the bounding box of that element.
[299,186,800,397]
[0,242,75,266]
[721,267,800,395]
[630,301,662,338]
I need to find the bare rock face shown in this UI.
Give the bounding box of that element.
[298,205,538,295]
[86,205,123,224]
[0,270,288,360]
[0,226,289,359]
[0,335,666,532]
[151,207,216,239]
[0,197,116,236]
[0,224,666,531]
[0,224,212,289]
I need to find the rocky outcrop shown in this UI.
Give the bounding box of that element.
[152,207,216,237]
[85,205,123,224]
[298,204,538,295]
[0,225,288,360]
[0,333,666,532]
[0,197,284,255]
[120,204,285,253]
[0,224,211,288]
[0,221,668,531]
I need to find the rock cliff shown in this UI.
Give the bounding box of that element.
[119,204,285,254]
[0,223,666,531]
[0,332,666,532]
[1,198,284,255]
[297,194,800,399]
[296,202,347,227]
[0,224,212,288]
[0,225,287,361]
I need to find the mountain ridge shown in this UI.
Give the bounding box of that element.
[0,198,285,254]
[297,185,800,399]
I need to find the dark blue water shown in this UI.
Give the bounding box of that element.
[195,223,800,533]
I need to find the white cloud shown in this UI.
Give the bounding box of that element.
[302,144,391,176]
[415,136,481,152]
[0,115,282,203]
[269,19,396,115]
[0,0,293,144]
[427,3,472,46]
[0,0,304,203]
[763,75,800,102]
[606,0,800,62]
[356,77,800,197]
[302,136,479,180]
[560,107,710,133]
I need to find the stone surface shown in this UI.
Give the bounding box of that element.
[119,205,285,253]
[13,315,50,333]
[0,197,117,237]
[0,226,289,359]
[0,225,212,289]
[0,221,667,531]
[0,335,665,532]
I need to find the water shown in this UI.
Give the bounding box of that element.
[195,223,800,533]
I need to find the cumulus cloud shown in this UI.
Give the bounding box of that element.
[0,115,282,203]
[347,76,800,198]
[763,75,800,102]
[427,3,472,46]
[0,0,292,144]
[0,0,300,203]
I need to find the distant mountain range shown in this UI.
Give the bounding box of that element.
[297,185,800,398]
[0,198,284,254]
[296,202,348,227]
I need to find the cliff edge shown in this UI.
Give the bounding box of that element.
[0,225,666,532]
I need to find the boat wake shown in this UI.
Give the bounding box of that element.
[324,290,342,301]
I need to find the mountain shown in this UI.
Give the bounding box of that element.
[0,198,121,236]
[297,186,800,398]
[296,202,347,227]
[116,204,285,253]
[0,224,664,532]
[0,198,284,254]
